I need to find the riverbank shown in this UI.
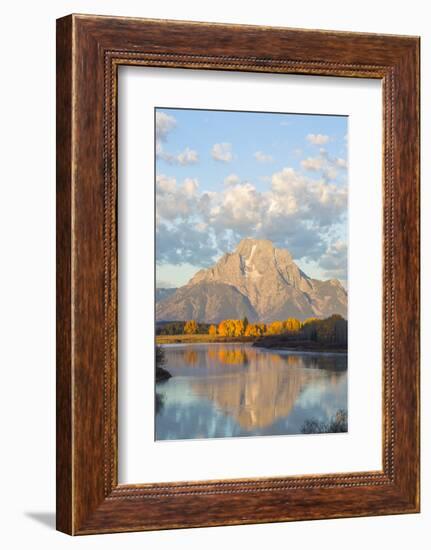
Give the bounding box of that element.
[156,334,256,345]
[156,333,347,353]
[155,365,172,381]
[253,336,347,354]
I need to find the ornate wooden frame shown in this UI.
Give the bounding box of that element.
[56,14,420,534]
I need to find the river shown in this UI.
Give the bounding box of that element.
[155,343,347,440]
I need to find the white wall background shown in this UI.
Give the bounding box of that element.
[0,0,427,548]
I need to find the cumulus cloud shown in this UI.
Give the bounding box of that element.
[211,142,233,162]
[267,167,347,229]
[300,149,347,183]
[155,111,199,166]
[254,151,273,163]
[157,174,176,194]
[301,156,325,171]
[156,111,176,141]
[209,182,262,233]
[156,220,217,267]
[159,147,199,166]
[156,164,347,270]
[307,133,330,145]
[224,173,241,186]
[156,175,200,221]
[177,148,199,165]
[319,240,348,281]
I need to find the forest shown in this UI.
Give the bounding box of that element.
[156,315,347,349]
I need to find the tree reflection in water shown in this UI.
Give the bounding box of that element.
[155,343,347,440]
[155,391,165,415]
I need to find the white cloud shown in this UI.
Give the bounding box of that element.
[177,148,198,165]
[182,177,199,197]
[159,147,199,166]
[156,111,176,141]
[156,165,347,269]
[300,149,347,182]
[155,111,198,166]
[209,182,262,232]
[307,133,330,145]
[224,173,241,186]
[268,167,347,223]
[319,240,348,281]
[301,156,325,171]
[157,174,176,194]
[254,151,273,163]
[247,167,344,252]
[156,112,176,156]
[156,220,217,267]
[156,175,200,220]
[195,222,208,233]
[211,142,233,162]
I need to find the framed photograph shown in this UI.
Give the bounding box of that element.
[56,14,420,534]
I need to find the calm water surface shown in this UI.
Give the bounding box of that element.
[155,343,347,440]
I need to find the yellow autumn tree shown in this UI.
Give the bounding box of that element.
[218,319,236,337]
[218,320,229,336]
[184,320,198,334]
[303,317,319,325]
[245,323,266,337]
[267,321,284,335]
[283,317,301,332]
[244,324,255,337]
[234,319,245,337]
[208,324,217,336]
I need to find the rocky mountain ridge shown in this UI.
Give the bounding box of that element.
[156,238,347,323]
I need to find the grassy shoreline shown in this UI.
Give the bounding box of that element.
[156,333,347,353]
[156,334,256,345]
[253,341,347,354]
[253,335,347,354]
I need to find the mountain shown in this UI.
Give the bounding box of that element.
[156,238,347,323]
[156,282,257,324]
[155,288,177,302]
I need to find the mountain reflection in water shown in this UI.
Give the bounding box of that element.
[155,343,347,440]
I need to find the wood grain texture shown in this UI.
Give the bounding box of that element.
[56,16,73,535]
[56,14,420,535]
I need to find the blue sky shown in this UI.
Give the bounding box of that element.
[155,107,348,288]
